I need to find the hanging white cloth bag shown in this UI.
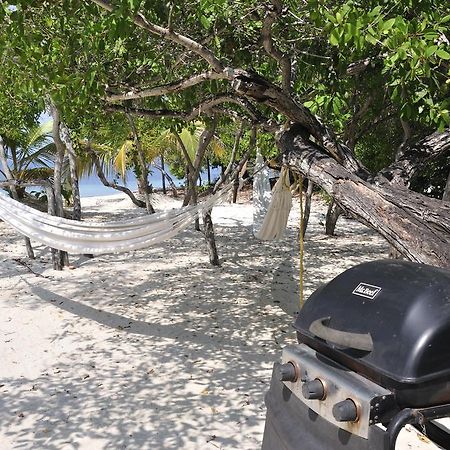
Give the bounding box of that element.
[256,166,292,240]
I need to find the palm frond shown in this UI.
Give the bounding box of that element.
[15,167,53,182]
[21,142,56,170]
[24,120,53,151]
[114,139,133,180]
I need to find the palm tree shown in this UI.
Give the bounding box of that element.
[0,120,55,198]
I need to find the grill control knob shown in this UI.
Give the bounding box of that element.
[332,399,359,422]
[275,362,297,382]
[302,379,326,400]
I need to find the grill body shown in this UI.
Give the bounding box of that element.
[262,260,450,450]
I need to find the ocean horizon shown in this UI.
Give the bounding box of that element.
[79,165,221,198]
[0,165,222,198]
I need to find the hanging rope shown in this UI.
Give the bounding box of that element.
[298,174,305,310]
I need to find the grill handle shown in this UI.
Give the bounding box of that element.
[309,316,373,352]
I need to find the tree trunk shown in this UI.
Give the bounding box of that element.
[153,162,178,197]
[232,171,240,203]
[50,102,69,269]
[301,180,314,238]
[126,113,154,214]
[0,136,35,259]
[60,123,82,220]
[192,181,200,231]
[88,146,147,208]
[44,184,61,270]
[206,157,211,185]
[181,120,218,207]
[202,209,220,266]
[325,199,343,236]
[280,124,450,268]
[160,154,167,194]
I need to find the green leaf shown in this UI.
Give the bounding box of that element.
[329,29,341,46]
[397,47,407,60]
[425,45,437,57]
[200,15,211,29]
[381,18,396,32]
[365,34,378,45]
[436,49,450,60]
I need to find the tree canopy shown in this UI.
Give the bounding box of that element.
[0,0,449,266]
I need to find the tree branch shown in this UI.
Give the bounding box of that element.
[232,73,366,175]
[378,129,450,186]
[261,1,292,92]
[106,70,230,102]
[106,93,264,124]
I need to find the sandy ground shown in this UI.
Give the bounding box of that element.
[0,192,444,449]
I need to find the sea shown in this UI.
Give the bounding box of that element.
[1,165,221,198]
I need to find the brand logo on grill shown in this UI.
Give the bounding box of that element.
[352,283,382,299]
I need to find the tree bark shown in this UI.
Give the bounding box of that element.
[301,179,314,238]
[280,124,450,268]
[206,157,211,185]
[60,123,82,220]
[202,209,219,266]
[44,184,61,270]
[126,113,155,214]
[325,199,343,236]
[0,136,35,259]
[160,154,167,194]
[232,171,240,203]
[50,102,69,269]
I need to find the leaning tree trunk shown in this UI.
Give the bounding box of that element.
[87,145,147,208]
[280,124,450,268]
[0,136,35,259]
[60,123,81,220]
[153,162,178,197]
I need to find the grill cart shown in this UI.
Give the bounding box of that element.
[262,260,450,450]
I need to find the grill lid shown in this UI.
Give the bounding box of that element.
[294,260,450,386]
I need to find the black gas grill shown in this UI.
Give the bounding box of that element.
[262,260,450,450]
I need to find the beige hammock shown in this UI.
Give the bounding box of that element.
[255,166,292,240]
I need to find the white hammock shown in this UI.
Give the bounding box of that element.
[252,153,272,236]
[256,166,292,240]
[0,184,232,255]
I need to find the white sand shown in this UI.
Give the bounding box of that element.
[0,192,443,449]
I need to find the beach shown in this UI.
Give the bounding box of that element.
[0,192,441,449]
